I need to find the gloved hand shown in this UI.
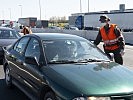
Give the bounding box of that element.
[120,49,125,56]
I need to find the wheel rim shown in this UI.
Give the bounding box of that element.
[5,68,11,84]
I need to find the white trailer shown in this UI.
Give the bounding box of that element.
[84,11,133,31]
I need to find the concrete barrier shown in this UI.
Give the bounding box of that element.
[31,28,133,45]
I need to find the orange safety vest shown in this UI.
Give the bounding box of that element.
[100,24,119,50]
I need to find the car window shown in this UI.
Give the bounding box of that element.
[43,39,109,63]
[25,38,40,62]
[13,37,30,54]
[0,29,20,39]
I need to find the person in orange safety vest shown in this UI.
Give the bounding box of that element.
[94,14,125,65]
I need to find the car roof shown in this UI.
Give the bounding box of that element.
[0,27,15,30]
[28,33,85,40]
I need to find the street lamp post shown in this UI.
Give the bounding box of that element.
[88,0,89,12]
[18,5,22,17]
[2,10,4,20]
[9,8,11,20]
[39,0,42,20]
[80,0,82,13]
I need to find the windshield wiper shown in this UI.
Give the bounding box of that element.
[48,60,77,64]
[77,59,110,63]
[48,59,110,64]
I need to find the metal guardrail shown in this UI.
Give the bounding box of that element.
[31,28,133,45]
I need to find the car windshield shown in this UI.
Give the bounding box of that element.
[0,29,20,39]
[43,39,110,64]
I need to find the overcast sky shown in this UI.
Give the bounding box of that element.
[0,0,133,21]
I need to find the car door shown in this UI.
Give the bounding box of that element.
[7,37,30,83]
[22,37,46,95]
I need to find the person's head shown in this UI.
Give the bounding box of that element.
[23,26,32,35]
[67,42,77,57]
[99,14,110,26]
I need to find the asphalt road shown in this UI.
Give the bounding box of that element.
[0,44,133,100]
[98,44,133,69]
[0,66,29,100]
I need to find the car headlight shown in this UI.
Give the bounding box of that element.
[73,97,111,100]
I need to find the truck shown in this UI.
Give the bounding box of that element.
[68,14,84,30]
[35,20,48,28]
[18,17,37,28]
[84,10,133,31]
[69,4,133,32]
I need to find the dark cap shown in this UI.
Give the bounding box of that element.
[99,14,110,22]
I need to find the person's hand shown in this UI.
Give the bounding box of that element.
[120,49,125,56]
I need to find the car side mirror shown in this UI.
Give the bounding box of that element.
[25,56,39,66]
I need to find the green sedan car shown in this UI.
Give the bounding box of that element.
[3,33,133,100]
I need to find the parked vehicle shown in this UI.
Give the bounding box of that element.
[69,4,133,31]
[64,26,79,30]
[0,27,21,64]
[3,33,133,100]
[48,26,61,29]
[36,20,48,28]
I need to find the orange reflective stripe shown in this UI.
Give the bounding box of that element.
[104,38,118,43]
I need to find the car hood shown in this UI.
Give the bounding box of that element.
[42,62,133,98]
[0,39,17,47]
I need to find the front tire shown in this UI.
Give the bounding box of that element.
[43,91,56,100]
[5,65,13,88]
